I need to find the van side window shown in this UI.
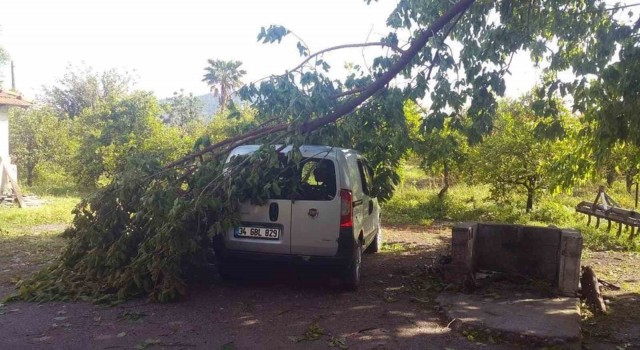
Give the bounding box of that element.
[299,159,337,201]
[364,162,374,191]
[357,160,370,196]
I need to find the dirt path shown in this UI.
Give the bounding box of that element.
[0,225,516,350]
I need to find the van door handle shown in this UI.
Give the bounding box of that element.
[269,203,279,221]
[368,200,374,215]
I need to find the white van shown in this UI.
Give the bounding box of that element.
[213,145,382,289]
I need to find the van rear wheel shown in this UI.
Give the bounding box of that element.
[343,240,362,291]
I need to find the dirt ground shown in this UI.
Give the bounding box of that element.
[0,224,639,349]
[581,250,640,349]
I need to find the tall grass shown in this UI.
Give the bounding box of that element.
[384,166,640,252]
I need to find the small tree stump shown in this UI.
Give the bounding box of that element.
[580,266,607,313]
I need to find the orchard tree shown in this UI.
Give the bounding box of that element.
[415,101,470,199]
[42,65,132,119]
[202,59,246,115]
[604,142,640,193]
[9,107,69,186]
[161,89,203,128]
[73,92,190,187]
[470,97,570,212]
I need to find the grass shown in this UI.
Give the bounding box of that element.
[0,194,79,289]
[0,196,78,233]
[383,166,640,252]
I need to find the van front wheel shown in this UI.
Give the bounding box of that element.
[343,240,362,291]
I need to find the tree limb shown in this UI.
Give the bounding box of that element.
[289,42,406,73]
[299,0,476,133]
[163,0,476,169]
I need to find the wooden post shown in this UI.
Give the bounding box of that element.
[581,266,607,313]
[1,161,25,208]
[617,222,623,237]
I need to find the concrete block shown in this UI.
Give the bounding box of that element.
[558,230,583,296]
[445,223,477,282]
[447,223,582,294]
[451,222,476,270]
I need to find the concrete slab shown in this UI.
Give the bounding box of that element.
[436,293,581,343]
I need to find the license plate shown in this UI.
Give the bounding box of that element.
[234,226,280,240]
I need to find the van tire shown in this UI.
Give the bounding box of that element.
[343,240,362,291]
[365,227,382,254]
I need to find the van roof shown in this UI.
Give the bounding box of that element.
[228,145,356,158]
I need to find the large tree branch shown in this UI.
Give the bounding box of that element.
[165,0,476,169]
[289,42,406,73]
[299,0,475,132]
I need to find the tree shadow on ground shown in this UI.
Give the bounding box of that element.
[0,226,517,349]
[582,292,640,348]
[0,229,66,295]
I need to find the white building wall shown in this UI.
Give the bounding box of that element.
[0,105,9,163]
[0,105,16,195]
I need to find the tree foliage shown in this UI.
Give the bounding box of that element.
[42,65,132,119]
[469,97,571,212]
[8,107,70,186]
[161,89,203,128]
[71,92,192,188]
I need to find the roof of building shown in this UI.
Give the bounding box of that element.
[0,90,32,107]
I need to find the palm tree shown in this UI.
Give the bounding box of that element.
[202,59,246,115]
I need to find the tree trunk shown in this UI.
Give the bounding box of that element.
[26,163,34,187]
[526,187,534,213]
[581,266,607,313]
[437,162,450,200]
[606,166,615,187]
[219,95,227,115]
[625,170,637,194]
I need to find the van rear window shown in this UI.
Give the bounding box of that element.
[298,159,336,201]
[234,155,336,201]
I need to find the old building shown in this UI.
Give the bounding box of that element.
[0,90,31,195]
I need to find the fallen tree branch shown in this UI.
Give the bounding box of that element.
[289,42,406,73]
[163,123,288,169]
[163,0,476,169]
[299,0,475,133]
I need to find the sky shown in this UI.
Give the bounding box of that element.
[0,0,543,100]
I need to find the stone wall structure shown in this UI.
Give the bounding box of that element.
[445,222,583,296]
